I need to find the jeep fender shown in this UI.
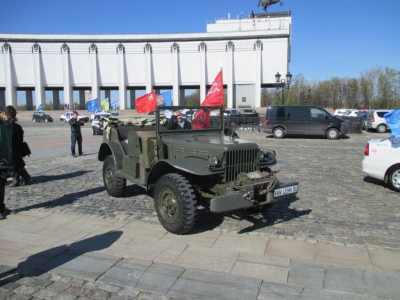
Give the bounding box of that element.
[147,158,218,188]
[98,141,125,171]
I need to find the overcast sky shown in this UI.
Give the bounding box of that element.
[1,0,399,82]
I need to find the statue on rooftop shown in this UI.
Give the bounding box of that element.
[258,0,283,12]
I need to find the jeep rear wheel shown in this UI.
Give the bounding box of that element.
[154,174,197,234]
[103,155,126,197]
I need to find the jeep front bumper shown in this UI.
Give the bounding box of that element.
[210,180,299,213]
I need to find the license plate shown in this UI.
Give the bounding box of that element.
[274,185,298,197]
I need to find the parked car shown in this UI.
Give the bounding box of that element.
[32,111,53,123]
[263,105,348,140]
[239,109,259,117]
[60,112,89,123]
[362,136,400,192]
[343,110,360,117]
[92,113,112,135]
[365,109,392,133]
[333,109,358,116]
[358,111,369,130]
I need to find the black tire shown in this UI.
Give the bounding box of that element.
[103,155,126,197]
[388,164,400,192]
[154,173,197,234]
[377,124,387,133]
[273,127,285,139]
[326,128,339,140]
[92,129,95,135]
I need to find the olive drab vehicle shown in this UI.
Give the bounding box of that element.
[98,106,299,234]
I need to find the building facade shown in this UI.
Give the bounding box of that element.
[0,12,291,110]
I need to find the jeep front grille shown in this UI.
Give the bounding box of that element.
[225,149,260,182]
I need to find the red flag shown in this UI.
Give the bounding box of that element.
[192,109,211,129]
[135,91,157,113]
[202,70,224,107]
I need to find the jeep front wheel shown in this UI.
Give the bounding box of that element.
[103,155,126,197]
[154,174,197,234]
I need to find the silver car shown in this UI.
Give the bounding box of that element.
[366,109,393,133]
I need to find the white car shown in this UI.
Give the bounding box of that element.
[362,136,400,192]
[333,109,358,116]
[60,112,89,123]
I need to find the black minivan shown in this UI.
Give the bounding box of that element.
[262,105,348,139]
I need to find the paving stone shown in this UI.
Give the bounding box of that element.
[323,266,365,295]
[135,263,184,294]
[168,268,261,300]
[12,284,39,296]
[258,281,303,300]
[32,288,58,299]
[363,269,400,299]
[47,281,72,292]
[287,261,326,289]
[298,287,347,300]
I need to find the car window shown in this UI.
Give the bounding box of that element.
[287,106,309,119]
[377,111,389,118]
[310,107,326,119]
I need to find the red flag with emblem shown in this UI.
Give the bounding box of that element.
[202,70,224,107]
[135,91,157,113]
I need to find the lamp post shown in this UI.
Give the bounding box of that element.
[275,72,292,105]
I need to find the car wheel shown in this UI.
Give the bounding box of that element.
[103,155,126,197]
[154,173,198,234]
[273,128,285,139]
[377,124,387,133]
[326,128,340,140]
[32,118,36,123]
[388,164,400,192]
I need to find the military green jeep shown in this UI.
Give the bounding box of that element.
[98,106,298,234]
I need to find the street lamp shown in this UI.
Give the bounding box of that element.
[275,72,292,105]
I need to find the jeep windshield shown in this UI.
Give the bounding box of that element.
[157,106,224,133]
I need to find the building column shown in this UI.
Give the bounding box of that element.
[199,42,207,104]
[61,43,73,109]
[26,90,33,110]
[2,43,16,107]
[130,89,135,109]
[144,43,153,94]
[254,40,262,108]
[117,43,126,110]
[172,42,179,105]
[90,43,99,103]
[32,43,45,110]
[53,90,60,110]
[226,41,234,108]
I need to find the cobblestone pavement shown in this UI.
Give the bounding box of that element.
[7,121,400,252]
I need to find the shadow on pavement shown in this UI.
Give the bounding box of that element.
[0,231,122,287]
[12,186,105,213]
[236,196,311,234]
[28,170,92,184]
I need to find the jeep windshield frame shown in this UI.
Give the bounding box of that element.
[156,105,225,136]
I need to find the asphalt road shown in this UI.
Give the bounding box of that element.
[8,120,399,251]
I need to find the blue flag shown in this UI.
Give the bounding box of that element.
[37,104,43,111]
[110,101,118,110]
[87,98,99,113]
[156,91,172,106]
[384,109,400,137]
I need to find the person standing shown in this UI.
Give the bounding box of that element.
[69,111,84,158]
[6,118,32,187]
[0,106,17,220]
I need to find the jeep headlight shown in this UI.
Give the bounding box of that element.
[209,156,219,167]
[260,149,276,162]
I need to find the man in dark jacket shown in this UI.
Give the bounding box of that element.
[6,120,32,187]
[0,106,16,219]
[166,110,191,130]
[69,111,84,158]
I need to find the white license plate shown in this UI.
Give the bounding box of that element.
[274,185,298,197]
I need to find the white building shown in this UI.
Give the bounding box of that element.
[0,11,291,110]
